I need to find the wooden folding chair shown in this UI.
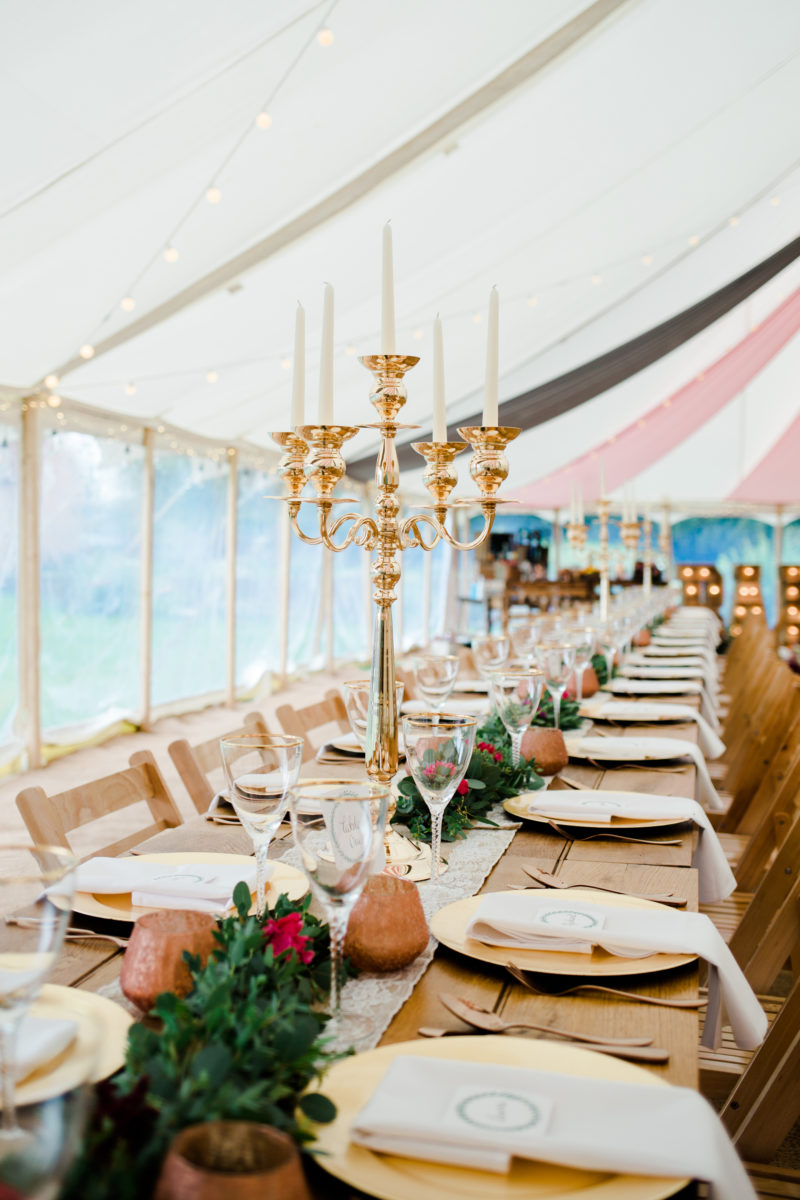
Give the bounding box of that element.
[16,750,182,859]
[168,711,270,814]
[275,690,350,763]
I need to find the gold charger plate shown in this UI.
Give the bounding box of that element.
[502,793,687,832]
[10,985,132,1107]
[430,888,694,977]
[309,1036,686,1200]
[72,853,307,923]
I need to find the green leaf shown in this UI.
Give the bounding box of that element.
[233,880,252,918]
[298,1092,337,1123]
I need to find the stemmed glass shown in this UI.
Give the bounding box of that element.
[489,670,545,766]
[564,626,596,704]
[220,734,303,919]
[342,680,404,748]
[597,620,620,686]
[289,780,389,1045]
[412,655,459,712]
[401,714,477,893]
[471,634,510,682]
[509,622,539,667]
[0,845,77,1145]
[534,643,576,730]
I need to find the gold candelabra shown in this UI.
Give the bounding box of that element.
[565,519,588,553]
[597,498,612,621]
[271,354,520,795]
[621,519,641,554]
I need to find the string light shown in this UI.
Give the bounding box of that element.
[164,246,179,263]
[770,195,781,206]
[688,235,700,246]
[591,274,602,285]
[412,328,423,339]
[345,345,356,355]
[641,254,653,266]
[79,344,95,360]
[527,296,538,307]
[206,370,218,383]
[317,27,334,45]
[472,312,482,323]
[206,186,222,204]
[46,394,62,408]
[728,215,739,227]
[255,112,273,130]
[44,374,59,389]
[121,296,136,312]
[280,357,291,370]
[125,382,136,396]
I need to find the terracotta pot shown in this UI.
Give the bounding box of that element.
[121,909,218,1013]
[155,1122,310,1200]
[633,629,651,647]
[520,728,569,776]
[344,874,428,972]
[566,666,599,699]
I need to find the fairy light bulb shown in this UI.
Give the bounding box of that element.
[641,254,653,266]
[44,373,59,389]
[164,246,179,263]
[728,215,739,227]
[527,296,538,307]
[206,370,218,384]
[125,382,136,396]
[79,344,95,360]
[206,186,222,204]
[317,28,334,46]
[688,235,700,247]
[591,273,602,285]
[46,393,62,408]
[121,296,136,312]
[280,357,291,370]
[345,345,356,356]
[255,112,272,129]
[412,328,423,340]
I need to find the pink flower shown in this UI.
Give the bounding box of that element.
[262,911,314,964]
[456,779,469,796]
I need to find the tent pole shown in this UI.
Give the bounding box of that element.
[139,428,155,730]
[278,503,291,687]
[774,504,784,631]
[19,400,41,769]
[225,449,238,708]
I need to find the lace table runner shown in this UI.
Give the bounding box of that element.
[99,809,520,1048]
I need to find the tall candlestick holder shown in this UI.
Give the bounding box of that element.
[270,354,520,859]
[565,519,588,553]
[597,498,612,621]
[642,517,653,595]
[621,519,641,554]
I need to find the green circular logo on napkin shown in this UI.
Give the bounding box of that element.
[455,1090,542,1132]
[540,909,599,929]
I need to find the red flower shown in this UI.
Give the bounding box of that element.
[456,779,469,795]
[262,911,314,965]
[494,752,503,763]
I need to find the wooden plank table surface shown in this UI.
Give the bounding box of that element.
[14,689,713,1199]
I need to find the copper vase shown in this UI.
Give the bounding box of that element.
[155,1122,310,1200]
[120,909,218,1013]
[344,874,428,971]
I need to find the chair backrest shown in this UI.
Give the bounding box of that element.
[275,691,350,763]
[15,750,182,859]
[168,710,270,813]
[722,972,800,1162]
[730,808,800,994]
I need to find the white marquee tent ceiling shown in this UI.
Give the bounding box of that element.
[2,0,800,507]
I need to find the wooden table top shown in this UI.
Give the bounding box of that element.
[24,693,708,1198]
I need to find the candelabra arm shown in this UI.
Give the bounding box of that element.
[439,504,496,551]
[320,509,379,552]
[289,503,326,547]
[399,513,442,551]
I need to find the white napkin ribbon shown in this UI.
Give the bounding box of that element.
[526,790,735,902]
[588,700,725,759]
[15,1015,78,1082]
[350,1055,756,1197]
[466,893,766,1049]
[566,735,724,812]
[75,857,260,913]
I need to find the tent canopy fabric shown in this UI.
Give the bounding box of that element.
[2,0,800,506]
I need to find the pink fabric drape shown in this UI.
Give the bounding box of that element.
[728,409,800,503]
[510,288,800,509]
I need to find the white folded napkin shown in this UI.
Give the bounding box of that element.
[75,857,260,914]
[350,1055,756,1197]
[15,1015,79,1082]
[587,700,725,759]
[466,893,766,1049]
[621,664,707,681]
[526,790,735,902]
[565,735,723,812]
[605,678,720,731]
[451,679,490,694]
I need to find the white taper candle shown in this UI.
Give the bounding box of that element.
[381,222,396,354]
[599,460,606,500]
[291,301,305,428]
[482,286,499,426]
[318,283,334,424]
[432,314,446,442]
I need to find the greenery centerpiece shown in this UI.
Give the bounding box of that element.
[60,890,345,1200]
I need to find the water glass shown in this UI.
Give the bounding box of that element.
[509,622,539,667]
[564,626,596,703]
[289,781,389,1045]
[401,714,477,893]
[471,634,510,680]
[0,846,77,1146]
[220,734,303,919]
[412,655,459,711]
[489,670,545,765]
[534,643,577,730]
